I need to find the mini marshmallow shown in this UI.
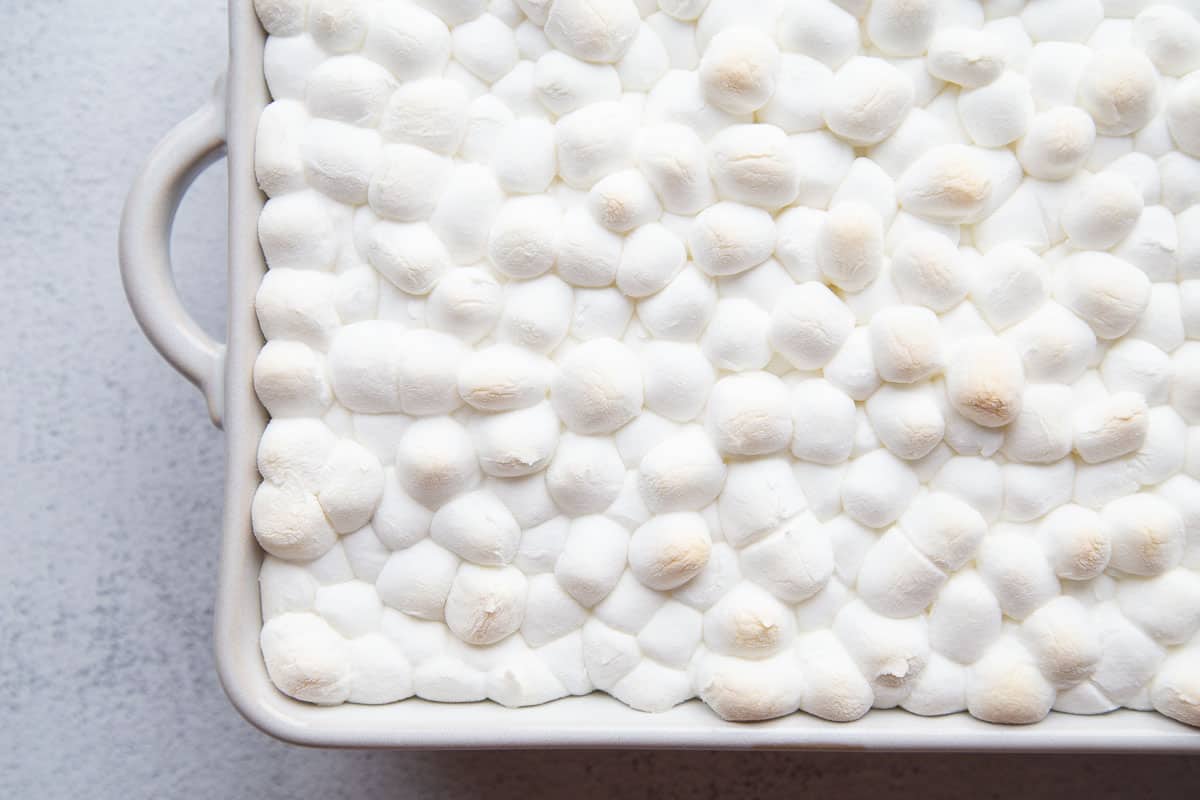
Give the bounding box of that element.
[969,244,1046,331]
[1117,569,1200,645]
[792,630,873,721]
[900,492,987,572]
[869,306,943,384]
[1100,340,1170,407]
[824,328,882,401]
[550,338,643,434]
[697,26,780,114]
[931,456,1004,521]
[889,233,968,312]
[308,0,371,53]
[769,282,855,370]
[553,515,631,607]
[638,427,727,512]
[1020,596,1101,689]
[305,56,394,130]
[395,416,481,508]
[1018,107,1097,180]
[430,489,521,566]
[1103,493,1185,576]
[258,191,339,271]
[260,556,320,620]
[1038,503,1113,580]
[255,0,307,35]
[737,518,833,606]
[790,379,858,465]
[977,531,1060,619]
[543,0,641,63]
[490,119,556,196]
[487,196,561,280]
[635,123,718,214]
[471,402,561,478]
[316,439,384,533]
[371,471,433,550]
[588,169,662,233]
[927,570,1002,665]
[364,3,452,81]
[542,433,625,515]
[902,652,968,717]
[1165,73,1200,158]
[1078,48,1160,136]
[379,78,469,155]
[1111,204,1178,280]
[256,100,309,197]
[581,617,641,689]
[452,14,518,82]
[1062,173,1145,250]
[615,24,670,90]
[688,202,776,277]
[703,583,797,658]
[640,341,714,422]
[1132,6,1200,76]
[944,336,1025,427]
[556,101,635,188]
[456,345,550,413]
[707,124,800,209]
[959,71,1035,148]
[444,564,528,645]
[520,573,590,647]
[1002,384,1075,464]
[700,298,771,372]
[717,459,807,547]
[328,323,467,415]
[706,372,793,456]
[375,539,460,620]
[261,613,352,705]
[758,54,833,133]
[626,512,713,590]
[866,384,946,461]
[966,637,1056,724]
[499,274,574,353]
[555,206,624,287]
[834,600,929,707]
[865,0,937,56]
[425,268,501,344]
[814,202,883,292]
[430,164,503,263]
[788,130,857,209]
[637,600,704,668]
[368,144,450,222]
[1003,459,1077,521]
[253,340,332,418]
[1004,303,1097,384]
[776,0,860,69]
[896,145,998,225]
[1152,648,1200,727]
[571,287,634,341]
[841,449,921,528]
[1089,601,1166,704]
[593,569,666,631]
[616,223,686,298]
[252,481,338,562]
[264,34,327,101]
[925,27,1006,88]
[636,265,718,340]
[693,650,805,721]
[365,221,452,296]
[857,527,947,618]
[824,57,914,146]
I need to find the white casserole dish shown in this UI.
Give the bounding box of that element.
[117,0,1200,751]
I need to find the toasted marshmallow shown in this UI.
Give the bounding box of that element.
[1103,493,1186,576]
[966,637,1056,724]
[707,124,800,209]
[944,337,1025,428]
[706,372,793,456]
[926,27,1006,88]
[703,583,797,658]
[824,57,914,146]
[694,650,805,721]
[865,0,937,56]
[1078,48,1160,136]
[625,512,713,590]
[543,0,641,63]
[1018,107,1097,180]
[814,202,884,291]
[395,416,480,508]
[261,613,352,704]
[444,563,528,645]
[834,600,929,707]
[1038,504,1113,580]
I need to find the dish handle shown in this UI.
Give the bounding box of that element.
[119,76,229,428]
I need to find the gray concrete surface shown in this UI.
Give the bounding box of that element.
[0,1,1196,797]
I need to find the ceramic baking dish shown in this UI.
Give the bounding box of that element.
[117,0,1200,751]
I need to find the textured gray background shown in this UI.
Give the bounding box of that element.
[1,1,1197,797]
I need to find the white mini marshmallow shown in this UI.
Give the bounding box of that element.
[1004,459,1076,521]
[371,470,433,550]
[824,57,914,146]
[543,0,640,63]
[703,583,797,658]
[717,459,807,547]
[866,384,946,461]
[375,539,459,620]
[1133,5,1200,76]
[554,206,624,288]
[740,515,835,604]
[1018,107,1097,180]
[1152,648,1200,728]
[966,637,1056,724]
[520,573,589,647]
[616,223,686,298]
[426,268,501,344]
[1004,302,1097,384]
[769,282,855,370]
[841,449,921,528]
[925,27,1006,88]
[430,489,521,566]
[706,372,793,456]
[790,379,858,465]
[638,427,727,512]
[969,244,1046,330]
[640,341,714,422]
[593,568,665,631]
[444,563,528,645]
[261,613,352,705]
[258,191,338,271]
[758,54,833,132]
[857,527,947,618]
[927,570,1002,664]
[308,0,372,53]
[255,100,308,197]
[865,0,936,56]
[636,265,718,340]
[365,221,452,296]
[1165,72,1200,158]
[316,439,384,533]
[487,196,561,280]
[834,600,929,707]
[889,233,967,312]
[794,630,874,721]
[958,71,1035,147]
[1019,596,1101,689]
[1078,48,1160,136]
[253,340,332,419]
[1039,503,1113,581]
[395,416,480,508]
[628,512,713,590]
[700,298,771,372]
[788,129,857,209]
[550,338,643,434]
[707,124,800,209]
[380,78,469,155]
[252,480,338,562]
[1117,569,1200,645]
[635,123,717,214]
[688,202,776,277]
[1100,339,1170,405]
[471,402,561,478]
[977,531,1060,619]
[364,3,451,80]
[431,164,504,263]
[693,651,804,721]
[588,169,662,233]
[542,433,625,516]
[776,0,860,69]
[869,306,943,384]
[260,556,319,620]
[264,34,326,101]
[552,515,630,607]
[1103,493,1185,576]
[698,26,780,114]
[556,101,635,188]
[533,49,621,114]
[814,202,883,291]
[615,23,670,90]
[457,345,550,413]
[1062,173,1145,250]
[255,0,307,35]
[499,274,574,354]
[898,492,986,572]
[895,145,998,225]
[489,119,557,196]
[944,336,1025,427]
[1111,203,1178,281]
[306,56,395,130]
[1001,384,1075,464]
[368,144,450,223]
[330,323,467,415]
[824,327,882,401]
[452,14,518,82]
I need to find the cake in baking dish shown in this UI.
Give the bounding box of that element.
[248,0,1200,726]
